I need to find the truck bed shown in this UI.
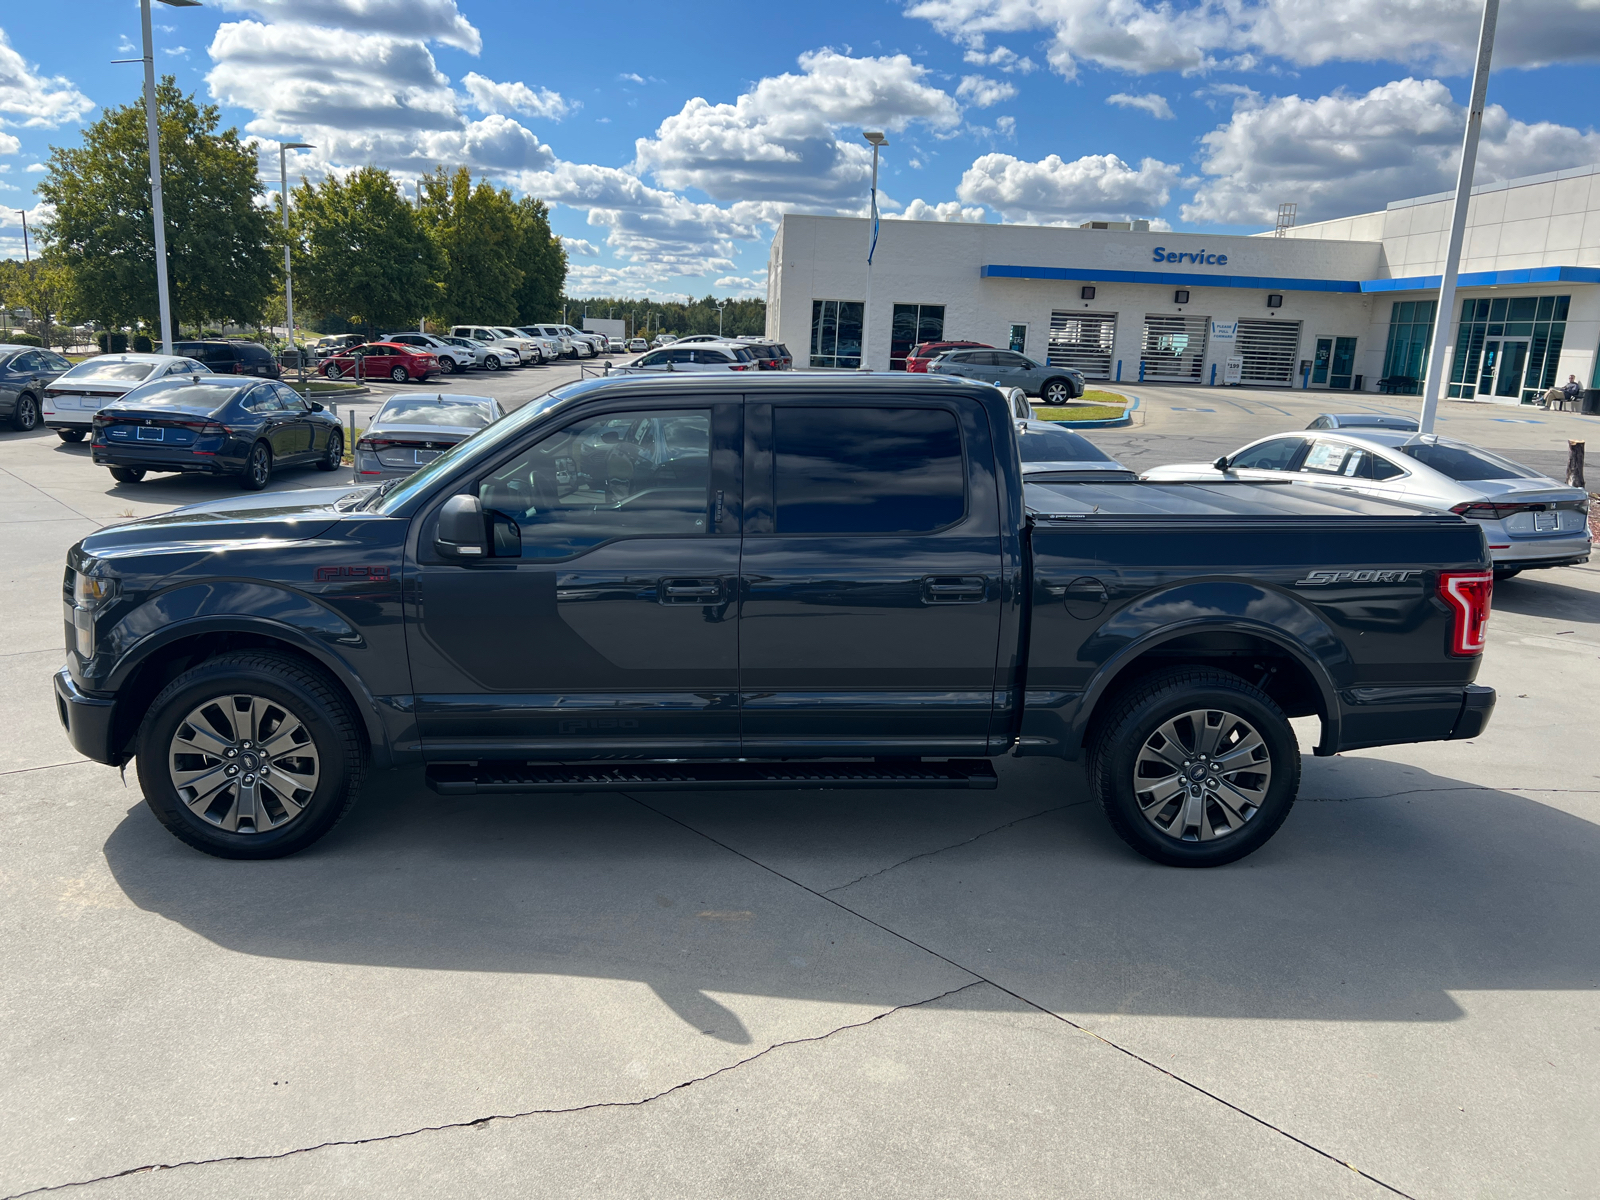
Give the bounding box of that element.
[1024,478,1453,521]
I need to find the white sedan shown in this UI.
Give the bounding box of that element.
[42,353,210,441]
[1143,430,1591,578]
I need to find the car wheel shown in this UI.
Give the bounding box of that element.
[134,651,367,860]
[450,357,465,375]
[241,442,272,491]
[1090,667,1300,868]
[529,349,542,366]
[316,428,344,472]
[57,429,86,443]
[1041,378,1073,404]
[390,366,408,383]
[10,393,39,431]
[484,355,501,371]
[323,364,342,380]
[109,466,146,484]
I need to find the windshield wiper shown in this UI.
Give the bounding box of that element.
[356,477,407,511]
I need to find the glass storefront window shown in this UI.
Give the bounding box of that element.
[1445,294,1568,402]
[888,304,946,370]
[1381,299,1436,392]
[810,299,863,369]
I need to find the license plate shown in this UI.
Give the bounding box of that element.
[136,426,164,441]
[414,449,440,464]
[1533,511,1558,531]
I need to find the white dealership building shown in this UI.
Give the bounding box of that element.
[765,163,1600,402]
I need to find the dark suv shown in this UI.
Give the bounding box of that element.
[173,340,281,379]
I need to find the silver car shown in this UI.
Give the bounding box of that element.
[1144,430,1591,578]
[928,347,1085,403]
[41,353,209,441]
[354,394,504,481]
[437,335,516,371]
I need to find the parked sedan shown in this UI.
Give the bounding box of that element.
[1143,430,1591,577]
[437,334,517,371]
[905,340,990,373]
[1307,413,1420,431]
[354,394,503,481]
[927,348,1084,402]
[321,342,439,383]
[448,326,528,366]
[627,337,648,352]
[42,354,209,441]
[619,343,757,373]
[92,376,344,490]
[1017,421,1137,482]
[0,344,74,432]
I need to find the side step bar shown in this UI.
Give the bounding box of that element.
[426,759,999,796]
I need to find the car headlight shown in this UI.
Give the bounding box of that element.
[74,571,118,608]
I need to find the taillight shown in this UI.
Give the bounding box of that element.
[357,438,397,452]
[232,363,245,374]
[730,363,750,371]
[177,420,227,437]
[1450,502,1543,520]
[1438,571,1493,656]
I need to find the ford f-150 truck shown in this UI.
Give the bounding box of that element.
[54,374,1496,867]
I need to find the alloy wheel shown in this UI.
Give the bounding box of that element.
[325,429,343,467]
[250,445,271,486]
[1131,707,1272,842]
[1044,381,1068,403]
[167,693,320,833]
[17,396,38,430]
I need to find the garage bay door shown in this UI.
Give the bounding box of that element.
[1141,314,1209,381]
[1048,312,1117,378]
[1235,319,1302,386]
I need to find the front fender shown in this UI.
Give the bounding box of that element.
[1071,580,1347,754]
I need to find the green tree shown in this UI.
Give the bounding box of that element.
[419,166,521,327]
[37,78,278,332]
[292,166,440,336]
[510,196,567,324]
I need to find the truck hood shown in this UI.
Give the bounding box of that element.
[78,486,362,559]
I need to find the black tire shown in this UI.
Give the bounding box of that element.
[109,466,146,484]
[11,393,39,431]
[449,356,465,375]
[323,364,342,380]
[390,366,408,383]
[316,428,343,471]
[1089,667,1300,868]
[58,428,86,442]
[527,348,542,366]
[1040,378,1075,405]
[1493,567,1521,581]
[242,441,272,490]
[484,355,501,371]
[135,651,367,860]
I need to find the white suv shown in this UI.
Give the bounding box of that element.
[527,324,586,358]
[449,326,526,366]
[514,327,564,363]
[562,324,608,357]
[383,332,472,374]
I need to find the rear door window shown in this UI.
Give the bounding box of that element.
[1302,440,1360,476]
[772,406,965,534]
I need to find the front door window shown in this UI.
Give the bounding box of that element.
[1495,340,1529,397]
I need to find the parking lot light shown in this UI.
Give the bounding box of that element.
[861,132,887,372]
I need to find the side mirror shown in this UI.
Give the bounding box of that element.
[309,401,324,412]
[436,494,487,559]
[1213,456,1231,471]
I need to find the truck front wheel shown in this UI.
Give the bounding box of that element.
[135,652,367,859]
[1090,667,1299,867]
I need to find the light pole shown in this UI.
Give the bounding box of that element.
[716,299,727,337]
[1419,0,1498,433]
[276,142,313,381]
[114,0,200,355]
[860,131,888,372]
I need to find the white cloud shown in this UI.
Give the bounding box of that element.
[713,274,767,295]
[633,49,962,209]
[962,44,1037,72]
[1182,76,1600,226]
[210,0,482,53]
[461,73,572,121]
[564,261,693,299]
[957,151,1180,224]
[0,132,19,155]
[1106,91,1173,119]
[906,0,1600,78]
[0,29,94,127]
[563,237,599,257]
[25,161,43,172]
[896,197,988,221]
[164,46,191,58]
[955,75,1017,107]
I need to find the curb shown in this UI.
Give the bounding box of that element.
[1045,393,1140,429]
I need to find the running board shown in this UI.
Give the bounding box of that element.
[426,759,999,796]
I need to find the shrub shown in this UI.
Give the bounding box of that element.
[9,331,42,347]
[201,328,222,339]
[96,332,129,354]
[132,334,154,353]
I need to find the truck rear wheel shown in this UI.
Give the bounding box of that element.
[135,652,367,859]
[1090,667,1299,867]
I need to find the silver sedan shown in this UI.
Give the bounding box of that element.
[1143,430,1591,578]
[353,394,504,482]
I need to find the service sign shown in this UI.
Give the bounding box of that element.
[1152,246,1229,266]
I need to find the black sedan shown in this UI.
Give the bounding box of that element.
[92,376,345,490]
[1,344,74,431]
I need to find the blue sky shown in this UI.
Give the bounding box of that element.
[3,0,1599,300]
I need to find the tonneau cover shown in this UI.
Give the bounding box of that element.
[1024,478,1446,520]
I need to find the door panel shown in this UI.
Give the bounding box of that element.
[738,399,1004,756]
[1495,340,1529,397]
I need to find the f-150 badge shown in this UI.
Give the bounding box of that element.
[1296,569,1422,586]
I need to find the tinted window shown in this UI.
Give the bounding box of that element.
[273,383,308,409]
[691,349,731,364]
[995,352,1029,368]
[1370,455,1406,482]
[378,398,492,428]
[477,409,710,559]
[1231,437,1305,471]
[1400,442,1540,481]
[242,386,285,414]
[43,351,72,370]
[773,406,965,535]
[1016,424,1113,464]
[238,344,271,362]
[11,351,41,371]
[121,381,250,409]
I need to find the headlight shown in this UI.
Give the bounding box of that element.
[74,571,118,607]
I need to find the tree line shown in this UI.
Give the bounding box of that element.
[561,295,768,339]
[13,79,570,343]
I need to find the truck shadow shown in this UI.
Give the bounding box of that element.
[99,754,1600,1037]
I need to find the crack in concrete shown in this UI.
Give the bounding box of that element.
[630,796,1418,1200]
[823,804,1077,894]
[1302,785,1600,803]
[0,981,986,1198]
[0,465,105,529]
[0,760,91,778]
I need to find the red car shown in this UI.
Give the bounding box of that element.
[903,340,992,372]
[321,342,438,383]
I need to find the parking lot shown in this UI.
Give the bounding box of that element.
[1,379,1596,1198]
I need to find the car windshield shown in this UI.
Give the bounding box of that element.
[60,360,161,382]
[1016,424,1114,463]
[377,398,492,428]
[373,389,577,514]
[1400,441,1541,481]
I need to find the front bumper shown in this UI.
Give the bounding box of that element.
[54,667,120,765]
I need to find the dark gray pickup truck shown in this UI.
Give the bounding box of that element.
[55,374,1496,867]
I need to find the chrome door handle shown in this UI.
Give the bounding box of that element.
[922,576,988,603]
[659,578,723,604]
